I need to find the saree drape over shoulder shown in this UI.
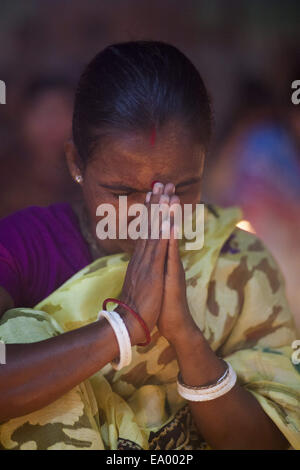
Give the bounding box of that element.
[0,204,299,450]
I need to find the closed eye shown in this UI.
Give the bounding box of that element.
[176,181,200,194]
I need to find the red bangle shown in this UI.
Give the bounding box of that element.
[102,298,151,347]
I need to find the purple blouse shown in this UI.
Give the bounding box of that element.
[0,203,93,307]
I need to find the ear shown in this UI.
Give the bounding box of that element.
[64,139,83,182]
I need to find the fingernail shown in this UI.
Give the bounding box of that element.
[159,194,169,204]
[145,192,151,203]
[153,182,163,194]
[166,183,175,194]
[151,180,160,189]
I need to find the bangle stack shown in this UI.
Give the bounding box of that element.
[97,309,132,370]
[103,298,151,346]
[177,360,237,402]
[98,298,151,370]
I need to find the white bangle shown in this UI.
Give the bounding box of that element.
[177,361,237,402]
[97,309,132,371]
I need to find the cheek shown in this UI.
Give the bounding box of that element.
[82,184,118,225]
[118,194,147,226]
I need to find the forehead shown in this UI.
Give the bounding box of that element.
[88,121,203,185]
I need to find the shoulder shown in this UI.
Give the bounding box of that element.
[0,202,77,228]
[0,202,91,262]
[0,203,83,246]
[0,203,92,306]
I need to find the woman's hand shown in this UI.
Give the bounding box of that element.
[117,183,170,345]
[155,183,199,345]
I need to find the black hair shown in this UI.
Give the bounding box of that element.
[72,40,212,164]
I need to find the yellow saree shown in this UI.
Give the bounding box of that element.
[0,204,299,450]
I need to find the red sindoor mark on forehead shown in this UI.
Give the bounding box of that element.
[150,126,156,146]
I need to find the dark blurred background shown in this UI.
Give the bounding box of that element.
[0,0,299,329]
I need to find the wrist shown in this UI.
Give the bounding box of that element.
[168,324,205,352]
[171,329,227,388]
[116,307,145,347]
[166,317,204,348]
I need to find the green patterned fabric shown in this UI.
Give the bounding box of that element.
[0,204,299,450]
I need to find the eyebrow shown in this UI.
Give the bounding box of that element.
[98,177,201,192]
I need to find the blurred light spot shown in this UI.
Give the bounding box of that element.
[236,220,256,234]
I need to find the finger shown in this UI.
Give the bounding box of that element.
[168,194,182,267]
[169,195,182,239]
[129,235,146,266]
[164,182,175,197]
[132,191,153,263]
[170,194,180,205]
[151,182,164,204]
[144,182,164,224]
[149,220,170,273]
[166,223,182,278]
[148,191,170,242]
[146,182,165,240]
[132,189,157,262]
[159,194,170,205]
[144,200,170,271]
[135,185,166,263]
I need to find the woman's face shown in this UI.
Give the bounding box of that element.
[68,120,205,255]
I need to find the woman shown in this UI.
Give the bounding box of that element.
[0,41,299,450]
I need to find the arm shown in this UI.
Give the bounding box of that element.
[0,184,169,423]
[0,289,137,422]
[171,327,289,450]
[156,186,289,450]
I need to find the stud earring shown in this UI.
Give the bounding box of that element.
[75,175,83,184]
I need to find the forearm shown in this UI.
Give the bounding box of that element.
[170,327,289,450]
[0,313,138,422]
